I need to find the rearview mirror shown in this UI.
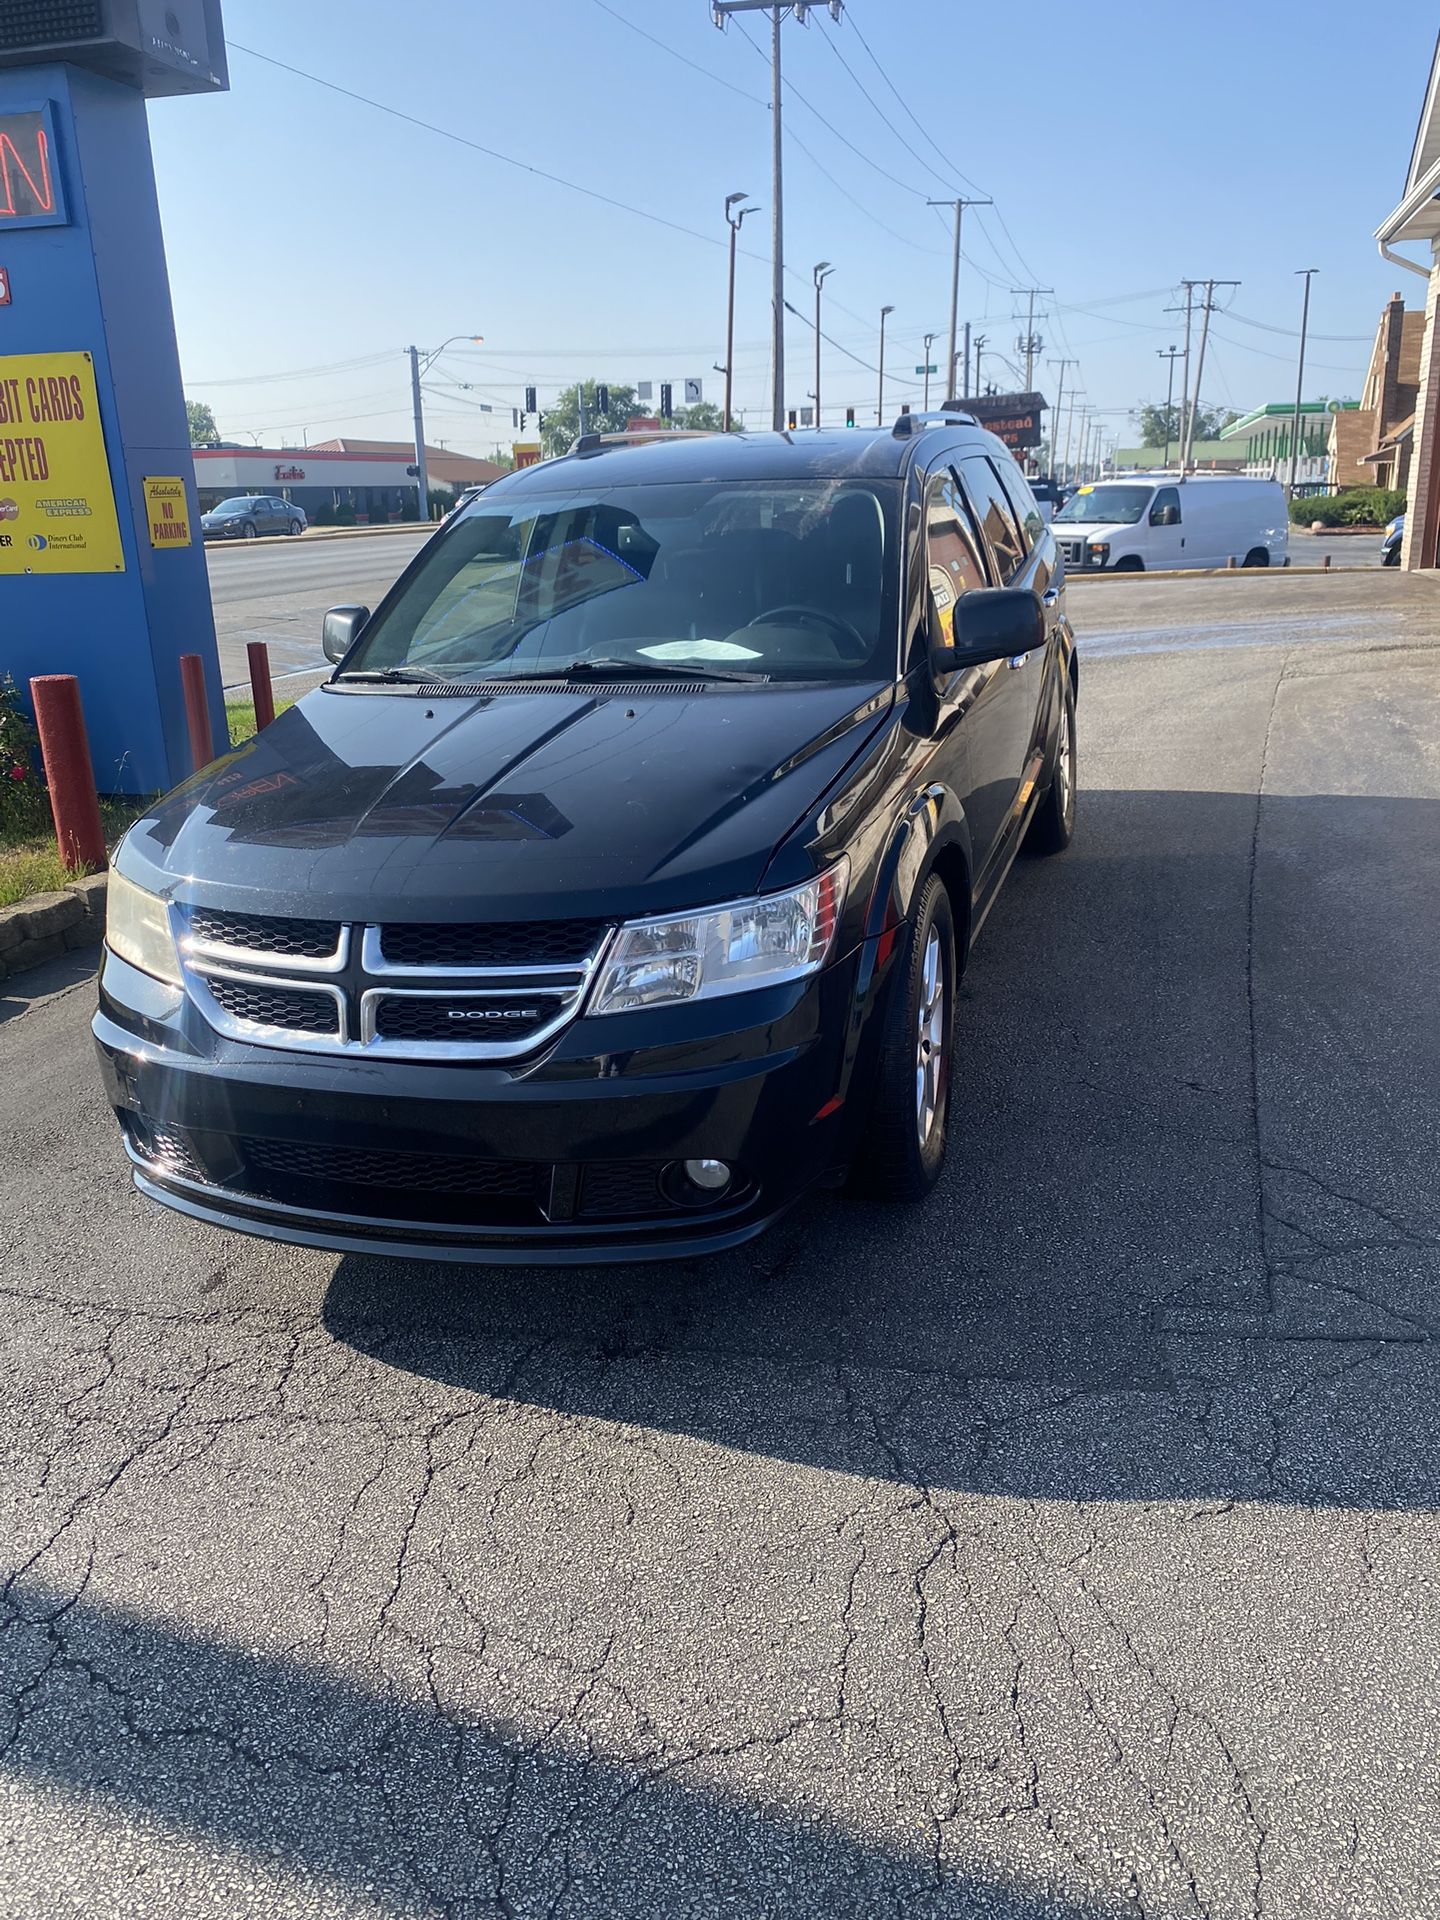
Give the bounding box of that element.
[932,587,1044,673]
[322,605,370,663]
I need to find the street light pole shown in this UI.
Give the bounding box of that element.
[1048,358,1076,480]
[723,192,756,432]
[877,305,894,424]
[1287,268,1319,499]
[1156,345,1182,467]
[813,261,833,426]
[408,332,482,521]
[923,331,936,411]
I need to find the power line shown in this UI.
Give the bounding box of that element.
[186,350,397,387]
[588,0,765,107]
[1205,329,1363,378]
[815,22,954,196]
[1222,308,1370,344]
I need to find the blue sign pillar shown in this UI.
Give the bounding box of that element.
[0,62,225,794]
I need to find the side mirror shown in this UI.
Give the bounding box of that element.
[932,587,1044,673]
[1153,504,1180,527]
[322,605,370,663]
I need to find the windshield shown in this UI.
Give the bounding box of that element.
[341,479,900,685]
[1055,483,1153,526]
[211,499,253,516]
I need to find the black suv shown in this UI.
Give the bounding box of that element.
[96,417,1077,1263]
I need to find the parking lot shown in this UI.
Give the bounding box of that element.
[3,568,1438,1916]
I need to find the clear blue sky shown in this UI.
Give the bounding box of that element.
[148,0,1439,456]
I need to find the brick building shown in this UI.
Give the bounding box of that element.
[1375,31,1440,567]
[1325,294,1426,494]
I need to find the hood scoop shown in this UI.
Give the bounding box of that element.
[414,678,716,698]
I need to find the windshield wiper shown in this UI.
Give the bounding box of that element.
[560,657,767,685]
[332,666,439,684]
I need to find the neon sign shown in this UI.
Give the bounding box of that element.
[0,107,68,230]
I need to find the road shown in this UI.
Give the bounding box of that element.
[206,528,429,686]
[3,570,1439,1916]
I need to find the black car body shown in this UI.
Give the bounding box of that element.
[97,419,1078,1263]
[201,495,306,540]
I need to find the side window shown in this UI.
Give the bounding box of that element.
[924,472,987,647]
[959,456,1025,584]
[1150,485,1181,526]
[993,458,1045,551]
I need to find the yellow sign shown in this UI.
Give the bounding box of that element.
[512,443,542,469]
[0,350,125,574]
[143,474,191,549]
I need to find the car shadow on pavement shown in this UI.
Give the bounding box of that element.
[0,1570,1117,1920]
[324,788,1440,1514]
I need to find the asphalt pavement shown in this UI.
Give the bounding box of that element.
[2,570,1439,1916]
[206,527,430,686]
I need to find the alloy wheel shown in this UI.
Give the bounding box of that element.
[914,924,948,1146]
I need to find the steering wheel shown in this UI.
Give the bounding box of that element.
[746,604,871,662]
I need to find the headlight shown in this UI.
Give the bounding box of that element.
[588,860,848,1016]
[106,867,182,987]
[1088,541,1110,563]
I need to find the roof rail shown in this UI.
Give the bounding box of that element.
[891,406,978,438]
[569,429,722,456]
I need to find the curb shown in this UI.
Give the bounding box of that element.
[205,521,434,552]
[1065,564,1371,582]
[0,872,106,982]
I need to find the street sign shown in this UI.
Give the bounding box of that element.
[799,406,813,426]
[513,443,542,468]
[637,381,653,402]
[142,475,190,549]
[915,364,937,375]
[0,350,125,573]
[965,390,1047,451]
[684,377,703,404]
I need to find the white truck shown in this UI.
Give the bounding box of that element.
[1053,474,1288,572]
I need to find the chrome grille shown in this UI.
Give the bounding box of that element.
[175,907,612,1060]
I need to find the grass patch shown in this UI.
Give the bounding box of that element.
[0,796,150,910]
[227,694,296,745]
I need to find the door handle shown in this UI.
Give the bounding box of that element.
[1006,653,1029,670]
[1041,586,1060,606]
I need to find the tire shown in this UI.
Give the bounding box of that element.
[1113,555,1144,571]
[852,874,957,1202]
[1242,547,1269,568]
[241,521,257,540]
[1026,671,1077,857]
[289,519,304,536]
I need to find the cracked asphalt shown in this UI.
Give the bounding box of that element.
[2,570,1439,1918]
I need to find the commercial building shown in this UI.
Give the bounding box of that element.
[192,441,506,521]
[1375,30,1440,567]
[1110,439,1243,473]
[1324,294,1424,495]
[1220,402,1358,493]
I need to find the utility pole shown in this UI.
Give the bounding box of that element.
[1062,388,1081,484]
[962,319,971,399]
[722,191,757,432]
[1165,282,1198,471]
[1048,358,1076,480]
[408,333,482,521]
[929,195,991,402]
[813,261,834,428]
[1287,268,1319,499]
[1184,278,1238,466]
[923,331,935,411]
[877,304,894,424]
[1013,287,1052,389]
[712,1,845,432]
[1156,345,1183,467]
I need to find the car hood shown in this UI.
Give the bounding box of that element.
[123,680,894,921]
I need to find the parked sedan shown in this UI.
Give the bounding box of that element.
[1382,514,1404,566]
[201,495,306,541]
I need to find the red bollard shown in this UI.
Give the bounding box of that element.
[180,653,213,772]
[246,640,276,731]
[29,674,107,871]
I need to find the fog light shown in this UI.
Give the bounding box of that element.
[684,1157,731,1192]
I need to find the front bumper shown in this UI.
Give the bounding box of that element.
[94,940,884,1264]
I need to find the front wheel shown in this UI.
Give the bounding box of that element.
[241,521,257,540]
[1026,673,1077,856]
[289,519,305,536]
[853,874,956,1202]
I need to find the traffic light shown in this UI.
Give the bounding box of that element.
[845,406,855,428]
[787,409,797,430]
[660,382,673,419]
[524,385,537,414]
[595,384,610,415]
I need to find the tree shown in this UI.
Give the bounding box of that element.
[673,400,727,433]
[538,381,643,459]
[1137,401,1238,448]
[186,399,220,447]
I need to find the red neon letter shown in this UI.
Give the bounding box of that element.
[0,128,54,218]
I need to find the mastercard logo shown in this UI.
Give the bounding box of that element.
[0,499,17,522]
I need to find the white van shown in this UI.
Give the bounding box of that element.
[1053,474,1288,573]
